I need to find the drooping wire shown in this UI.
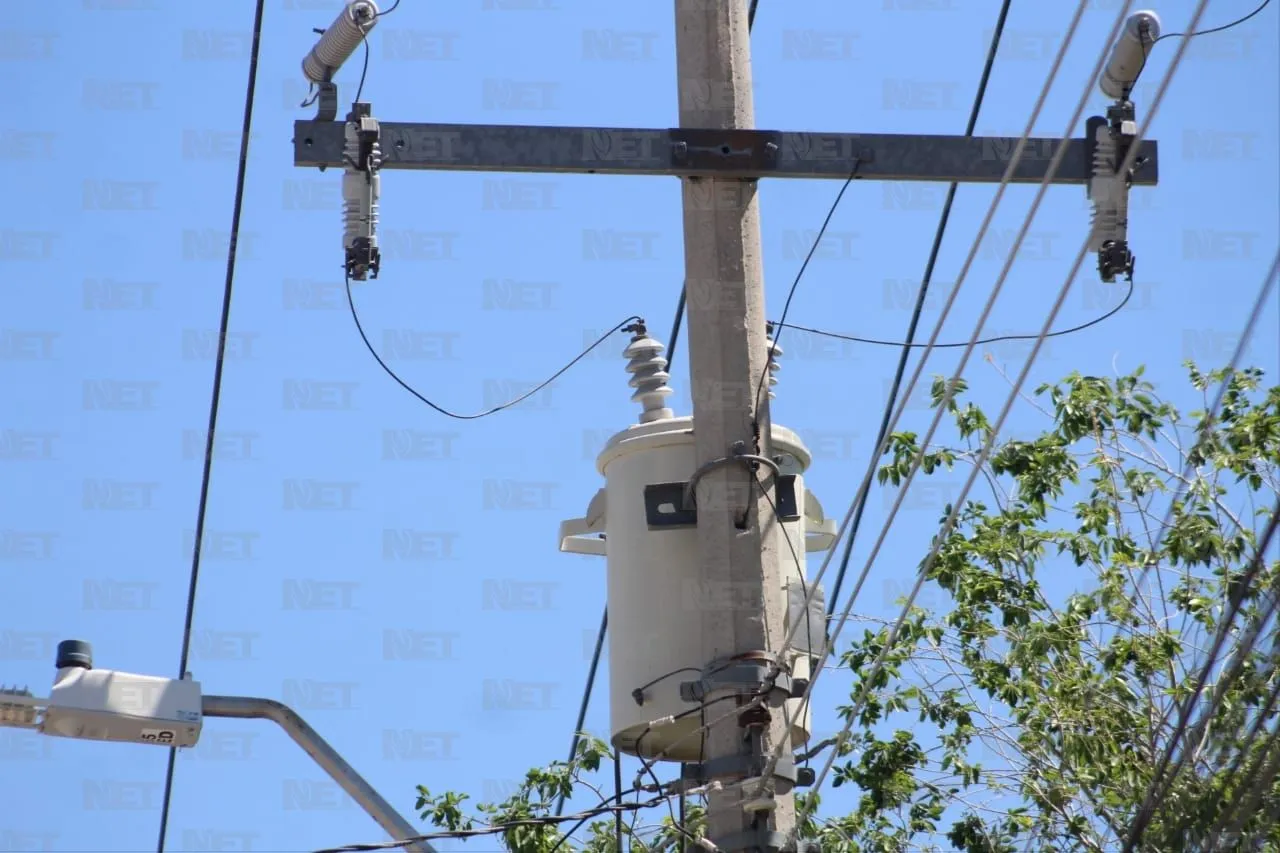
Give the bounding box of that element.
[154,0,265,850]
[345,272,640,419]
[774,273,1133,352]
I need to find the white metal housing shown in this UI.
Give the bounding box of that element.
[559,416,837,762]
[41,667,202,748]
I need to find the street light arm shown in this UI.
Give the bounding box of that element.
[201,695,434,853]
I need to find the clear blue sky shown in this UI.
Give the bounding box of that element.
[2,0,1277,850]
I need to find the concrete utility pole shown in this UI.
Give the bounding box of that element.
[673,0,796,846]
[291,3,1164,849]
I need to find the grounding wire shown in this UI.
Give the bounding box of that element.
[806,0,1206,799]
[762,0,1113,710]
[154,0,265,850]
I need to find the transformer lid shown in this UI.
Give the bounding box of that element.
[595,416,812,476]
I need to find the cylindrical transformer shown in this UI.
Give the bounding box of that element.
[559,415,836,763]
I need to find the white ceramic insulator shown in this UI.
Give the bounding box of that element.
[302,0,379,84]
[623,334,674,424]
[765,334,782,401]
[1099,11,1162,101]
[342,119,380,252]
[1087,123,1125,252]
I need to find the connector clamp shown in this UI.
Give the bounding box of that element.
[1085,101,1141,284]
[343,103,382,281]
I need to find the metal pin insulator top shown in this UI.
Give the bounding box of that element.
[623,331,674,424]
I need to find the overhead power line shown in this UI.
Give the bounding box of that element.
[820,0,1013,616]
[761,0,1117,786]
[154,0,266,849]
[1120,253,1280,853]
[805,0,1210,802]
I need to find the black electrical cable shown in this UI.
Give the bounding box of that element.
[750,160,861,438]
[613,747,625,850]
[346,272,640,419]
[1131,0,1273,89]
[667,289,687,377]
[547,784,652,853]
[823,0,1013,618]
[775,273,1133,351]
[354,0,409,104]
[319,791,665,853]
[354,37,371,104]
[154,0,265,850]
[552,611,608,815]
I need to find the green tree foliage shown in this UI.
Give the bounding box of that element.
[415,364,1280,852]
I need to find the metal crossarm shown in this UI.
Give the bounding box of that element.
[294,121,1160,186]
